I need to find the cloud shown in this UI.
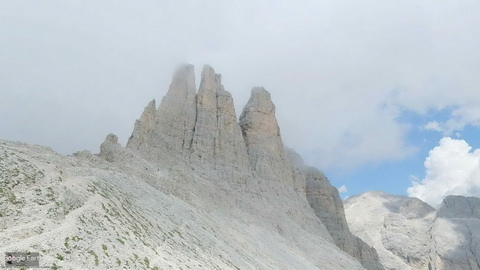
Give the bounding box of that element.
[424,107,480,135]
[407,137,480,207]
[338,185,348,194]
[0,0,480,172]
[424,121,443,132]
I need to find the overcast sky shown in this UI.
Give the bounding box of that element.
[1,0,480,206]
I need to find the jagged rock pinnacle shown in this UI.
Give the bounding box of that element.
[126,64,197,159]
[126,99,156,150]
[190,65,222,163]
[123,65,385,269]
[190,65,249,170]
[239,87,293,183]
[156,64,197,154]
[127,64,250,171]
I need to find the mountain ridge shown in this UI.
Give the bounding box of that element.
[344,191,480,270]
[1,65,383,269]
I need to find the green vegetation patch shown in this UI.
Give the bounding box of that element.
[88,250,99,266]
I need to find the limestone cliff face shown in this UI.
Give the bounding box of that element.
[345,192,480,270]
[437,195,480,219]
[127,65,249,171]
[156,64,197,155]
[305,167,385,270]
[8,64,480,269]
[123,64,384,269]
[190,65,249,170]
[126,99,156,151]
[190,65,221,164]
[3,64,387,269]
[99,133,122,162]
[126,64,197,159]
[433,196,480,270]
[239,87,293,186]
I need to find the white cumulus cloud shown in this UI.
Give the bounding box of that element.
[338,185,348,194]
[407,137,480,207]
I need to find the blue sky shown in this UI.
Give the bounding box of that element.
[330,108,480,201]
[1,1,480,206]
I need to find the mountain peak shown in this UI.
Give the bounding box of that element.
[239,87,291,183]
[437,195,480,218]
[241,87,275,115]
[200,64,221,91]
[345,193,480,270]
[123,65,387,269]
[0,64,387,270]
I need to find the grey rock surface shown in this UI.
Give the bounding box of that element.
[239,87,293,187]
[126,99,157,152]
[127,64,197,162]
[1,64,387,269]
[0,138,363,270]
[345,192,480,270]
[304,167,385,270]
[437,195,480,219]
[190,65,250,170]
[99,133,122,162]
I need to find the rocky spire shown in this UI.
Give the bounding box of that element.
[126,99,156,150]
[126,64,197,159]
[116,65,386,269]
[214,86,250,169]
[100,133,122,162]
[155,64,197,154]
[190,65,221,163]
[127,64,249,170]
[190,65,249,169]
[239,87,293,183]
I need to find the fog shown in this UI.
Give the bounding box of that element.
[1,0,480,172]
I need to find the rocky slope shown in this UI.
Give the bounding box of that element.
[305,169,383,270]
[0,65,384,269]
[344,191,480,270]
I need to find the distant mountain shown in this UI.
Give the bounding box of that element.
[344,191,480,270]
[1,65,384,269]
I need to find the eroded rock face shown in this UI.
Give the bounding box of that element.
[190,65,249,170]
[121,64,384,269]
[285,147,308,193]
[1,139,368,270]
[433,196,480,270]
[127,65,249,172]
[305,168,385,270]
[99,133,122,162]
[126,64,197,162]
[437,195,480,219]
[239,87,293,187]
[4,64,389,269]
[190,65,221,164]
[126,99,156,152]
[155,63,197,155]
[345,192,480,270]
